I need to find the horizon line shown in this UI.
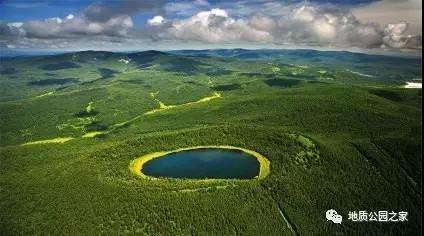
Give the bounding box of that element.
[1,47,422,58]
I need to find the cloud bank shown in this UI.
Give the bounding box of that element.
[0,1,421,51]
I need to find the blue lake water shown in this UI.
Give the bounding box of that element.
[142,148,260,179]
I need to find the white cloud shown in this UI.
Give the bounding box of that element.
[20,14,133,39]
[0,1,421,50]
[7,22,23,28]
[66,14,74,20]
[352,0,422,34]
[159,5,386,48]
[292,5,316,22]
[248,15,277,32]
[148,16,165,26]
[383,22,421,49]
[167,8,272,43]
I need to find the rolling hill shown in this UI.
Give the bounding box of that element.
[0,49,422,235]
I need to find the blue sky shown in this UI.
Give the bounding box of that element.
[0,0,421,51]
[0,0,376,21]
[0,0,376,22]
[0,1,86,21]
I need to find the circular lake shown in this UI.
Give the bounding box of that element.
[142,148,261,179]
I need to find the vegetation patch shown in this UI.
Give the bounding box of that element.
[176,184,237,193]
[0,67,17,75]
[57,117,95,131]
[145,92,222,115]
[98,68,118,79]
[307,80,327,84]
[127,50,165,68]
[109,115,143,130]
[41,62,81,70]
[265,78,301,87]
[369,89,403,102]
[119,79,145,85]
[239,72,275,78]
[82,131,106,138]
[74,102,98,117]
[288,133,319,168]
[21,137,74,146]
[58,102,106,133]
[28,78,79,86]
[212,83,241,91]
[271,66,280,72]
[36,91,54,98]
[160,57,207,75]
[183,81,199,85]
[85,121,107,132]
[205,68,233,76]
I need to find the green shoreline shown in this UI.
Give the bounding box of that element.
[129,145,271,180]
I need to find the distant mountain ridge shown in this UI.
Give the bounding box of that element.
[169,48,421,61]
[1,49,420,83]
[2,48,421,59]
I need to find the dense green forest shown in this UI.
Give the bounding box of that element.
[0,49,422,235]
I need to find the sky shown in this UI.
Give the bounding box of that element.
[0,0,422,52]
